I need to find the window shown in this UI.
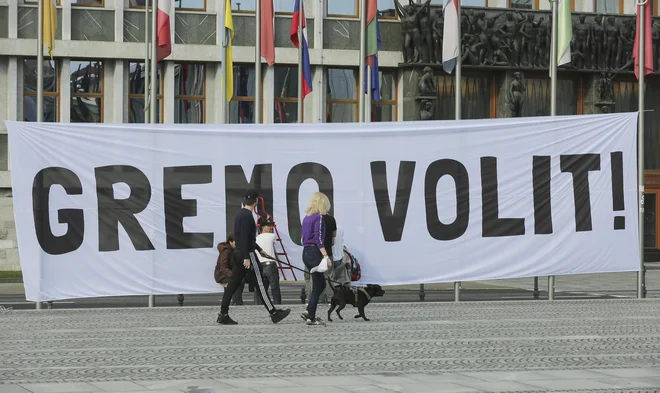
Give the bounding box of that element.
[275,0,295,13]
[370,70,396,122]
[129,62,163,123]
[175,63,205,124]
[274,66,300,123]
[70,60,103,123]
[327,0,358,17]
[595,0,623,13]
[326,68,357,123]
[231,0,255,12]
[175,0,205,11]
[23,59,59,122]
[72,0,104,6]
[230,65,256,124]
[128,0,151,7]
[509,0,533,9]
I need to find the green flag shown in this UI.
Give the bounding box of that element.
[557,0,572,67]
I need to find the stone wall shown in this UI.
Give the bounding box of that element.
[0,193,19,271]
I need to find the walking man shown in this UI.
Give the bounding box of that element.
[217,189,291,325]
[256,219,282,304]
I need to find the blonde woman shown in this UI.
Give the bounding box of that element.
[300,192,333,326]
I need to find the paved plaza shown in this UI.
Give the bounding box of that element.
[1,299,660,392]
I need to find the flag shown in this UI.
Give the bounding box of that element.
[261,0,275,66]
[43,0,57,59]
[442,0,459,74]
[156,0,172,61]
[633,2,653,79]
[224,0,234,100]
[290,0,312,98]
[556,0,572,67]
[365,0,381,102]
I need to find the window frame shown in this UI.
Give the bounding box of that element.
[326,67,359,123]
[174,0,206,12]
[71,0,105,8]
[127,62,164,123]
[370,69,398,122]
[273,65,302,123]
[23,57,61,122]
[326,0,359,19]
[174,62,207,124]
[70,59,105,123]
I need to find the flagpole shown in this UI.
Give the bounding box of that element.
[638,0,647,299]
[453,0,462,303]
[366,65,371,122]
[37,0,44,124]
[296,0,303,123]
[144,1,150,124]
[358,0,367,123]
[255,0,262,124]
[220,0,227,124]
[150,0,158,125]
[548,0,559,301]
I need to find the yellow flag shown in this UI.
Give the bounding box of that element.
[224,0,234,101]
[43,0,57,59]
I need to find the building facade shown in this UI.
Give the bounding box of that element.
[0,0,659,272]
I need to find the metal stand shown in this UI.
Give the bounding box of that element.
[47,301,53,309]
[548,276,555,301]
[454,282,461,302]
[419,284,425,301]
[148,295,155,307]
[36,302,42,310]
[533,276,539,299]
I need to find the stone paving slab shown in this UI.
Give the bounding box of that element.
[1,300,660,392]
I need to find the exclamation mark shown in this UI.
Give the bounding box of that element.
[611,151,625,230]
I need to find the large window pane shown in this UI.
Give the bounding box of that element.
[371,104,395,122]
[175,0,205,9]
[175,63,205,96]
[328,69,356,100]
[596,0,619,13]
[378,0,396,18]
[234,65,255,97]
[275,0,295,12]
[328,0,357,16]
[274,101,298,123]
[274,66,299,98]
[229,101,255,123]
[327,103,356,122]
[70,60,103,123]
[24,96,58,122]
[231,0,255,11]
[510,0,532,9]
[72,0,103,5]
[24,59,58,93]
[175,100,204,123]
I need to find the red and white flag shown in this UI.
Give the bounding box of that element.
[633,2,653,79]
[157,0,172,62]
[261,0,275,66]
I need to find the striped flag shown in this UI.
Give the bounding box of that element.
[224,0,234,101]
[365,0,381,102]
[633,2,653,79]
[442,0,459,74]
[156,0,172,62]
[289,0,312,98]
[43,0,57,59]
[556,0,572,67]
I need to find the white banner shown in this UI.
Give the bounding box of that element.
[6,114,640,302]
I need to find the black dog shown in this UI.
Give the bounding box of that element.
[327,282,385,322]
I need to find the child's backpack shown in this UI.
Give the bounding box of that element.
[343,246,361,282]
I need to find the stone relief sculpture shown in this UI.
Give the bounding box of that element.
[596,72,615,113]
[397,7,659,74]
[420,100,435,120]
[509,72,525,118]
[418,67,436,120]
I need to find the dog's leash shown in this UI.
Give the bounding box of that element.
[261,253,348,287]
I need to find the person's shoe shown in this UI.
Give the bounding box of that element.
[270,308,291,324]
[217,313,238,325]
[305,317,326,326]
[300,311,309,321]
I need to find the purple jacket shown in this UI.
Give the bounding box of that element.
[302,213,326,249]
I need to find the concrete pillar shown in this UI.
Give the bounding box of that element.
[263,65,275,123]
[111,60,124,123]
[8,0,17,39]
[114,0,124,43]
[309,66,323,123]
[163,61,175,124]
[61,0,71,41]
[397,70,404,121]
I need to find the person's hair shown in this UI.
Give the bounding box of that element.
[305,192,331,216]
[227,233,234,243]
